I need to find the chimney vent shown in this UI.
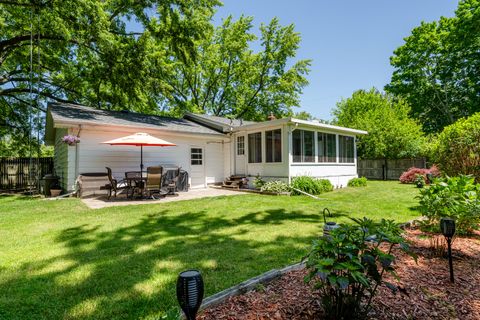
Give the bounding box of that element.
[267,113,276,121]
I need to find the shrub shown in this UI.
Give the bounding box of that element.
[252,174,265,189]
[291,176,333,195]
[399,165,440,184]
[418,175,480,234]
[348,177,367,187]
[260,181,290,193]
[433,113,480,181]
[304,218,415,320]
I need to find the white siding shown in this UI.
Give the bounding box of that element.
[231,124,289,187]
[69,126,226,190]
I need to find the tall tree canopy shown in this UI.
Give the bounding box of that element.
[333,88,425,159]
[0,1,310,156]
[157,16,311,120]
[0,0,219,155]
[386,0,480,133]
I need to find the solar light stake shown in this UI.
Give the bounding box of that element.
[176,269,204,320]
[440,218,456,283]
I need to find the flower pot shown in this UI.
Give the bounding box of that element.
[50,189,62,197]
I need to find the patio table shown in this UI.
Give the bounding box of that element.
[125,175,147,199]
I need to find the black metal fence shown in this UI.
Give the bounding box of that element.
[358,158,426,180]
[0,157,54,191]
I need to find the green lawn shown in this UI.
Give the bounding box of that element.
[0,181,420,320]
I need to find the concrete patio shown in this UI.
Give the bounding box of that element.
[81,187,245,209]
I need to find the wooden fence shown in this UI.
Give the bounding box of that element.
[358,158,426,180]
[0,157,54,191]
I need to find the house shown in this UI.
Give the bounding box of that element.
[45,103,367,193]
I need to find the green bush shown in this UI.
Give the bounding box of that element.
[304,218,415,320]
[418,175,480,234]
[433,113,480,181]
[252,174,266,189]
[347,177,367,187]
[260,181,290,193]
[291,176,333,195]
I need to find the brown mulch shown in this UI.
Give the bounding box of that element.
[199,228,480,320]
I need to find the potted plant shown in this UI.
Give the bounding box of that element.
[50,181,62,197]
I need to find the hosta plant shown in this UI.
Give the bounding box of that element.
[304,217,416,320]
[260,181,290,194]
[418,175,480,234]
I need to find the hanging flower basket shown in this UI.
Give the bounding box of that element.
[62,135,80,146]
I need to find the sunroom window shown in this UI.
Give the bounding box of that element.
[339,135,355,163]
[266,129,282,163]
[248,132,262,163]
[318,132,336,162]
[292,129,315,162]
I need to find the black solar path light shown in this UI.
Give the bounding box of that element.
[440,218,456,283]
[176,269,204,320]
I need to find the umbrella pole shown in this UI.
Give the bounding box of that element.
[140,145,143,173]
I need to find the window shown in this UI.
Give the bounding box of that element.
[237,136,245,155]
[266,129,282,163]
[292,130,315,162]
[318,132,336,162]
[339,135,355,163]
[191,148,203,165]
[248,132,262,163]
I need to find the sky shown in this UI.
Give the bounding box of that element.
[212,0,459,120]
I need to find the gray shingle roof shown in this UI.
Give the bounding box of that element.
[48,103,225,136]
[184,112,256,132]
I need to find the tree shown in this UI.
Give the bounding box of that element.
[332,88,425,159]
[432,112,480,179]
[293,111,313,120]
[156,16,311,120]
[0,0,219,155]
[386,0,480,133]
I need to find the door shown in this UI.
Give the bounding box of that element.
[235,135,246,174]
[189,147,205,188]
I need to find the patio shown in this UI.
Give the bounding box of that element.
[81,187,245,209]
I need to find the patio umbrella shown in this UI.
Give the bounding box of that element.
[101,132,176,172]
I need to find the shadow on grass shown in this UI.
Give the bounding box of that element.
[0,208,320,319]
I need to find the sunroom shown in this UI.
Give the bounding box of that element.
[230,118,367,188]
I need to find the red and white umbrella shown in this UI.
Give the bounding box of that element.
[102,132,176,172]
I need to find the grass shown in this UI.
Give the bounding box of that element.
[0,181,421,319]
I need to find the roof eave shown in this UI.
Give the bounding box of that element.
[52,118,227,138]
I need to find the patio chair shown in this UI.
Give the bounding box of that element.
[104,167,128,199]
[146,166,164,199]
[165,167,181,196]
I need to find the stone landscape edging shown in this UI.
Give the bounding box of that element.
[200,261,305,312]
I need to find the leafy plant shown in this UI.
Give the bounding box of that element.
[260,181,290,193]
[432,113,480,181]
[291,176,333,195]
[304,217,415,320]
[414,174,425,188]
[417,175,480,234]
[348,177,367,187]
[253,174,266,189]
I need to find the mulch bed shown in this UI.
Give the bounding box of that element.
[199,228,480,320]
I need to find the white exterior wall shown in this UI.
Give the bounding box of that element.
[59,125,226,192]
[231,123,290,186]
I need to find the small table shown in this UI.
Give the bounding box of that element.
[125,176,147,198]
